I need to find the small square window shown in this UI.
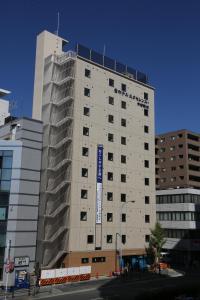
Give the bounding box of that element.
[82,147,89,156]
[179,144,183,148]
[144,92,148,100]
[107,235,112,243]
[109,96,114,105]
[81,257,89,264]
[171,166,176,171]
[83,127,89,136]
[179,155,183,159]
[121,174,126,183]
[121,101,126,109]
[121,235,126,244]
[81,189,88,199]
[84,88,90,97]
[145,235,150,242]
[145,178,149,186]
[144,125,149,133]
[121,118,126,127]
[83,107,90,116]
[121,155,126,164]
[145,196,150,204]
[121,136,126,145]
[107,213,113,222]
[80,211,87,221]
[121,193,126,202]
[144,143,149,150]
[82,168,88,177]
[87,235,94,244]
[108,152,114,161]
[145,215,150,223]
[85,69,91,78]
[109,79,114,87]
[107,172,113,181]
[121,213,126,222]
[108,114,114,123]
[144,109,148,116]
[121,84,126,92]
[107,192,113,201]
[144,160,149,168]
[108,133,114,142]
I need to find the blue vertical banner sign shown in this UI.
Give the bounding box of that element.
[96,144,103,224]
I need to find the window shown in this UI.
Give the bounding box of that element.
[107,213,113,222]
[81,257,89,263]
[144,160,149,168]
[121,136,126,145]
[82,147,89,156]
[144,109,148,116]
[161,168,166,172]
[108,152,114,161]
[179,165,184,169]
[108,114,114,123]
[107,235,112,243]
[82,168,88,177]
[178,134,183,138]
[84,88,90,97]
[83,127,89,136]
[92,257,106,263]
[145,215,150,223]
[121,155,126,164]
[171,136,176,140]
[109,78,114,87]
[145,178,149,186]
[144,125,149,133]
[170,146,175,151]
[85,69,91,78]
[121,101,126,109]
[107,172,113,181]
[121,174,126,183]
[180,176,184,180]
[109,96,114,105]
[144,143,149,150]
[145,235,150,243]
[171,166,176,171]
[121,235,126,244]
[145,196,150,204]
[81,189,88,199]
[121,83,126,92]
[80,211,87,221]
[121,118,126,127]
[160,148,165,153]
[170,177,176,182]
[171,156,176,161]
[179,144,183,148]
[144,92,148,100]
[83,107,90,116]
[107,192,113,201]
[121,213,126,222]
[108,133,114,142]
[87,235,94,244]
[121,193,126,202]
[179,154,183,159]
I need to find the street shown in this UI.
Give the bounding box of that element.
[27,271,200,300]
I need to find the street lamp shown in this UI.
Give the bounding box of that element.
[118,200,135,273]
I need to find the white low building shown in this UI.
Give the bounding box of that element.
[156,188,200,265]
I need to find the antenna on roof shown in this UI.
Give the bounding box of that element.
[56,12,60,36]
[103,44,106,56]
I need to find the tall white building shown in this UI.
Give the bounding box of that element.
[33,30,156,275]
[0,89,10,126]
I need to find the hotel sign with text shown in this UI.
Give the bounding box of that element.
[114,88,149,109]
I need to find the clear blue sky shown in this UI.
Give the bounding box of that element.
[0,0,200,134]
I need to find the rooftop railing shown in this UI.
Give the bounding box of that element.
[76,44,148,84]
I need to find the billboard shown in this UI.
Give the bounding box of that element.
[96,145,103,224]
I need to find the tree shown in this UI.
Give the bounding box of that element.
[147,222,166,270]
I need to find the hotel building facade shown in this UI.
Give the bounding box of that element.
[33,31,156,275]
